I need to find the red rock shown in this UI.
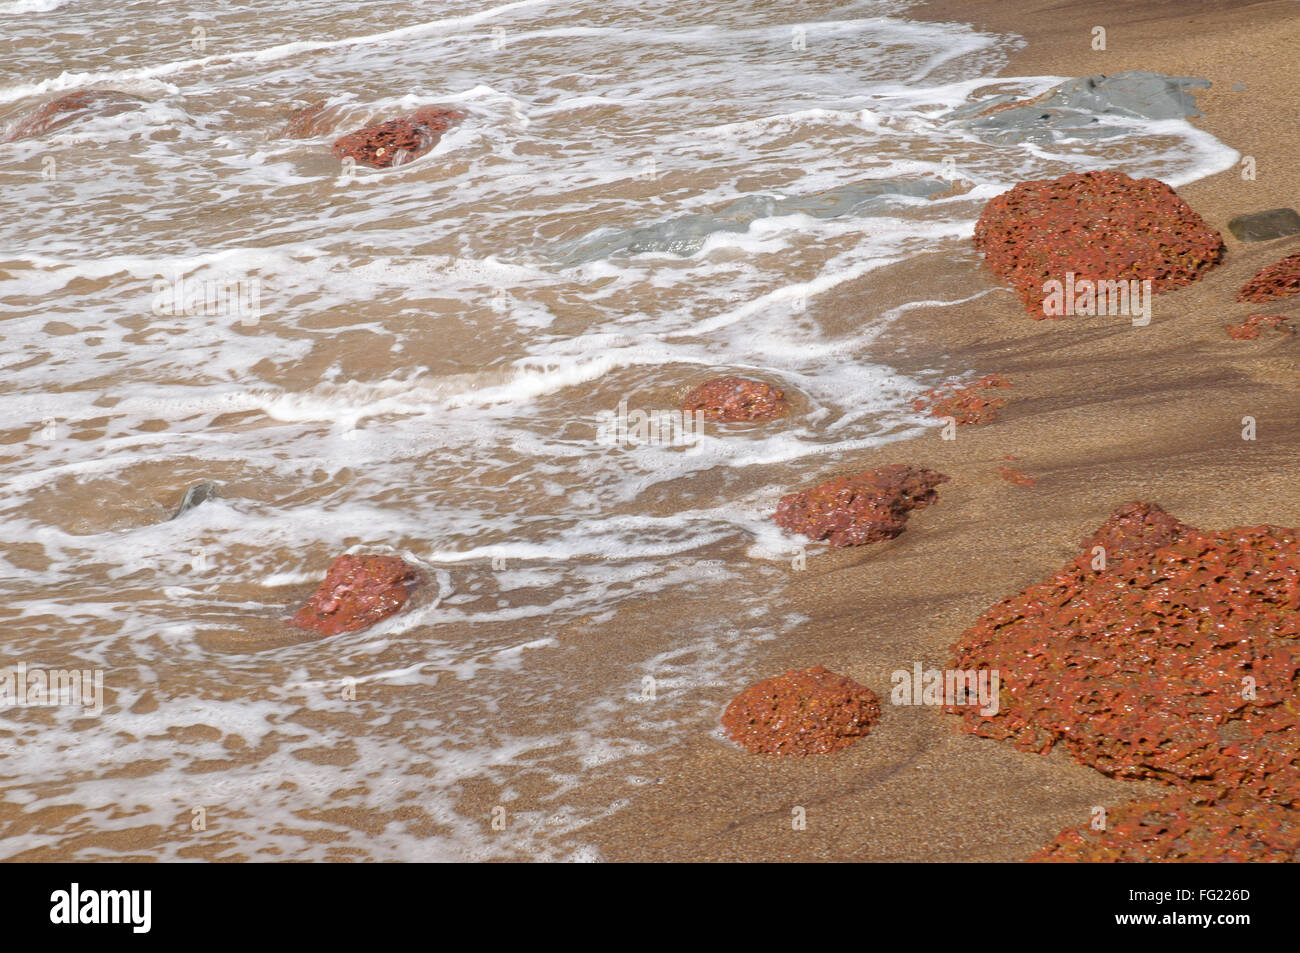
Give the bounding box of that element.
[1031,792,1300,863]
[947,502,1300,805]
[1225,313,1293,339]
[3,90,143,142]
[973,170,1224,316]
[1077,499,1190,559]
[330,106,467,169]
[773,464,949,548]
[913,374,1011,425]
[722,666,881,756]
[682,376,786,421]
[1238,254,1300,303]
[289,554,418,636]
[997,465,1036,487]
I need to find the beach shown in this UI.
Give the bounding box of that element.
[584,0,1300,861]
[1,0,1298,862]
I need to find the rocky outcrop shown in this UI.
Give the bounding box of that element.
[289,554,419,636]
[973,170,1224,316]
[722,666,881,756]
[331,106,467,169]
[551,179,946,264]
[947,502,1300,806]
[950,71,1210,147]
[1031,792,1300,862]
[773,464,948,548]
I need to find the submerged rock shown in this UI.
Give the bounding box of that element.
[553,178,946,264]
[2,90,144,142]
[682,376,786,421]
[1227,208,1300,243]
[950,70,1209,146]
[1225,313,1293,339]
[331,106,467,169]
[280,101,348,140]
[773,464,949,548]
[168,481,219,520]
[912,374,1010,425]
[722,666,881,756]
[1237,253,1300,303]
[289,554,418,636]
[974,169,1224,316]
[948,502,1300,805]
[1032,792,1300,863]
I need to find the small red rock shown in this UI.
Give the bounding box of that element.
[913,374,1011,425]
[1225,313,1293,339]
[998,465,1036,487]
[331,106,467,169]
[682,376,787,421]
[3,90,143,142]
[1238,254,1300,303]
[774,464,948,548]
[723,666,882,756]
[289,554,418,636]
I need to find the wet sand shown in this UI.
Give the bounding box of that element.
[584,0,1300,861]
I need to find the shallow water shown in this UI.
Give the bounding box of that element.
[0,0,1237,859]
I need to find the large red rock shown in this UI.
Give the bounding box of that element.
[3,90,143,142]
[682,376,786,421]
[1031,791,1300,863]
[289,554,418,636]
[722,666,881,756]
[947,502,1300,805]
[773,464,949,548]
[973,170,1224,316]
[1237,253,1300,303]
[331,106,467,168]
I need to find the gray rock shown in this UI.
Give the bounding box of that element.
[169,481,219,520]
[553,178,946,264]
[1227,208,1300,242]
[948,70,1210,146]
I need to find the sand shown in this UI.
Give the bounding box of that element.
[582,0,1300,861]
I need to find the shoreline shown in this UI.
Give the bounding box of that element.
[584,0,1300,861]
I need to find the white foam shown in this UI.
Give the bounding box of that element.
[0,0,65,12]
[0,0,558,104]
